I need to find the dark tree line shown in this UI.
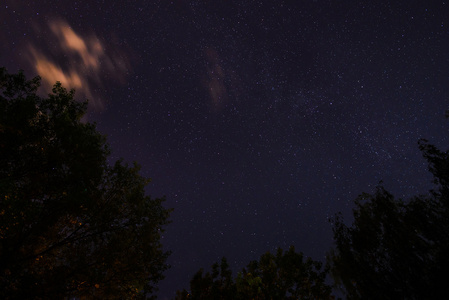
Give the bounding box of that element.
[2,68,449,299]
[177,123,449,299]
[175,246,333,300]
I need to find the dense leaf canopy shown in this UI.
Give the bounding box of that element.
[176,246,334,299]
[0,68,171,299]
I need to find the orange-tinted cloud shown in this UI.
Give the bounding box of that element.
[49,20,103,70]
[28,45,88,95]
[27,19,130,110]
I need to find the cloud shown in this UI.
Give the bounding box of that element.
[204,48,228,112]
[202,47,245,113]
[49,21,104,70]
[26,19,130,110]
[28,46,88,96]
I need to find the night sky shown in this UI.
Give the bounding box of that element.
[2,1,449,298]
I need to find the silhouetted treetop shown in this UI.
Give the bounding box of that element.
[0,68,172,299]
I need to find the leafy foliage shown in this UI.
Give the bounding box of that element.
[329,138,449,299]
[176,246,334,299]
[0,68,171,299]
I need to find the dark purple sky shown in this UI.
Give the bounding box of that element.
[2,1,449,298]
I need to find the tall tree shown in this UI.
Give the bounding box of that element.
[176,246,334,299]
[329,138,449,299]
[0,68,171,299]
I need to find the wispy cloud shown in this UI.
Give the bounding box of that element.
[49,21,104,70]
[27,19,130,109]
[204,48,227,112]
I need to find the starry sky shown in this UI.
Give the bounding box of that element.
[2,1,449,298]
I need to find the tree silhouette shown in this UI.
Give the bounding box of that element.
[0,68,171,299]
[176,246,334,299]
[329,138,449,299]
